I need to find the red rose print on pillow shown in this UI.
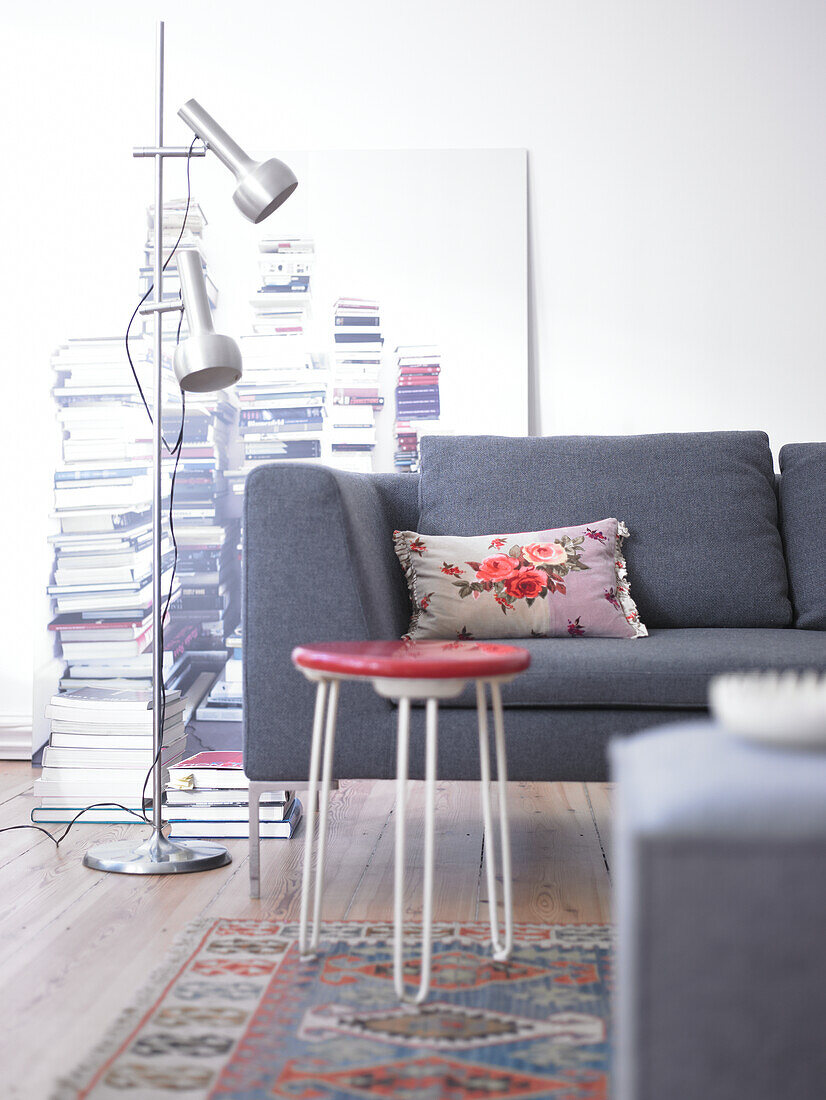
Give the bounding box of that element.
[503,568,547,599]
[523,541,567,566]
[474,555,520,583]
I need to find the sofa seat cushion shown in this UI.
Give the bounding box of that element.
[418,432,791,630]
[439,628,826,709]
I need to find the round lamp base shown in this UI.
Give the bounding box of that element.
[83,829,231,875]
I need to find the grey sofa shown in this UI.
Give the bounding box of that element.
[243,431,826,784]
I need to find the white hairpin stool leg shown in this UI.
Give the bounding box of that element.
[298,678,339,960]
[393,696,411,998]
[310,679,339,950]
[477,679,513,962]
[394,695,438,1004]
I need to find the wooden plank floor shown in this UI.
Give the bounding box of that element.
[0,761,612,1098]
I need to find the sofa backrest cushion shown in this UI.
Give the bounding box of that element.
[418,431,791,629]
[778,443,826,629]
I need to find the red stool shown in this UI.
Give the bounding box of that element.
[289,639,531,1005]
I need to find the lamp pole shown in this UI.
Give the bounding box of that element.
[151,19,165,837]
[82,22,229,874]
[81,20,296,874]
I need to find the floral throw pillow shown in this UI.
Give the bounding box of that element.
[393,519,647,640]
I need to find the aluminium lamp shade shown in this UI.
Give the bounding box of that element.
[174,249,242,393]
[178,99,298,224]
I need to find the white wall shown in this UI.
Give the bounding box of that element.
[2,0,825,723]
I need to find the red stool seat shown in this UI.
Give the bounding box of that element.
[291,640,531,680]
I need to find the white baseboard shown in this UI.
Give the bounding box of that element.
[0,715,33,760]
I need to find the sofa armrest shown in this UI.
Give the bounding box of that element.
[242,463,419,781]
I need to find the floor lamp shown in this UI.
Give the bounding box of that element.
[83,21,297,875]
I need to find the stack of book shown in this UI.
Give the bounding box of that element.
[196,625,242,721]
[233,353,326,474]
[249,238,313,336]
[328,298,383,473]
[330,298,383,472]
[327,403,377,473]
[142,209,244,711]
[145,202,207,255]
[224,238,330,500]
[169,388,241,654]
[394,345,442,472]
[32,687,186,822]
[165,751,301,839]
[47,200,242,779]
[48,337,182,691]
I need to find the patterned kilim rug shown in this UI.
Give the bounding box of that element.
[54,919,612,1100]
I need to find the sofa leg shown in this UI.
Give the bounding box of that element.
[249,780,312,898]
[248,781,265,899]
[304,787,320,815]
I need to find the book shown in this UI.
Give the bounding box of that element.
[49,706,182,729]
[33,777,158,799]
[240,405,325,422]
[50,612,155,638]
[334,331,383,343]
[36,759,182,790]
[42,735,186,770]
[243,440,321,460]
[54,464,152,482]
[166,798,293,823]
[64,654,177,679]
[334,297,378,309]
[31,805,147,824]
[49,726,183,750]
[48,686,181,711]
[169,798,302,839]
[54,543,164,572]
[48,521,153,549]
[195,701,243,722]
[258,238,314,253]
[52,571,178,613]
[167,751,251,789]
[47,564,168,595]
[57,509,153,535]
[58,635,152,659]
[165,787,290,806]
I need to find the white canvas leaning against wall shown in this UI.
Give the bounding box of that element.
[33,149,528,755]
[206,148,529,478]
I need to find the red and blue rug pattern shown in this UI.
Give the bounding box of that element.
[55,919,611,1100]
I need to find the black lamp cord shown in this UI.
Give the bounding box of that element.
[0,140,197,848]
